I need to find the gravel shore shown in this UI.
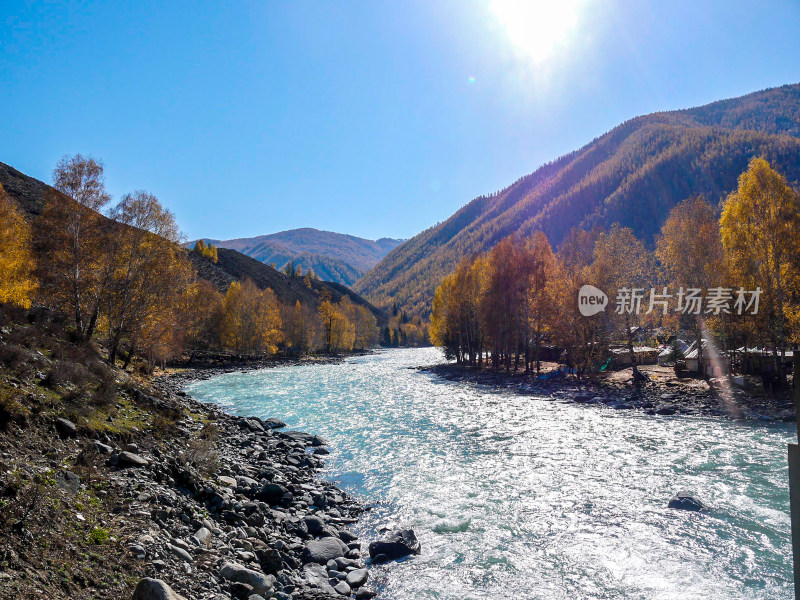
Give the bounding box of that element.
[120,364,384,600]
[422,363,796,422]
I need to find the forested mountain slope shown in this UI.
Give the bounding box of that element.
[0,161,387,325]
[189,248,387,324]
[354,83,800,316]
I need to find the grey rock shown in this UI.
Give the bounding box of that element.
[668,491,709,512]
[333,557,356,570]
[192,527,212,548]
[131,578,186,600]
[304,538,348,564]
[219,562,275,597]
[94,440,113,454]
[368,529,420,563]
[117,451,149,468]
[167,544,193,563]
[256,547,283,574]
[256,483,288,505]
[328,569,346,579]
[236,475,259,488]
[229,582,253,600]
[338,529,357,543]
[302,563,337,594]
[262,417,286,429]
[282,431,315,445]
[345,568,368,589]
[304,515,326,536]
[355,589,377,600]
[333,581,351,596]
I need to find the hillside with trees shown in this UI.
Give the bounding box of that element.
[197,228,403,286]
[0,157,386,366]
[355,83,800,317]
[431,157,800,387]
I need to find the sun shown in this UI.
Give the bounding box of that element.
[490,0,583,63]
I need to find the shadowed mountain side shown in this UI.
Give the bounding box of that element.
[0,161,387,326]
[216,238,364,285]
[188,248,387,325]
[0,161,62,217]
[354,83,800,317]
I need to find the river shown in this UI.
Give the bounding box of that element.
[185,347,794,599]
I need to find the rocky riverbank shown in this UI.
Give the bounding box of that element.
[0,310,413,600]
[423,363,796,422]
[120,384,382,600]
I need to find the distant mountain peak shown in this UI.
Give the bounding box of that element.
[192,228,403,287]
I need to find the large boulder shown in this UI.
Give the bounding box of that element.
[368,529,420,563]
[131,578,186,600]
[117,451,149,468]
[303,537,348,564]
[219,562,276,597]
[667,491,709,512]
[256,482,288,505]
[262,417,286,429]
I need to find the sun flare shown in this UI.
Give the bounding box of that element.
[490,0,583,63]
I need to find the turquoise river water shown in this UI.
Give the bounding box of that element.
[186,347,795,599]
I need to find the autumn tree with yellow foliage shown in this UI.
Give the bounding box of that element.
[549,227,604,376]
[283,300,321,355]
[656,196,726,373]
[720,157,800,383]
[591,225,654,380]
[192,239,218,263]
[339,297,378,350]
[105,191,194,365]
[36,155,113,341]
[180,279,225,361]
[0,184,37,308]
[430,255,486,364]
[219,279,283,354]
[318,299,355,353]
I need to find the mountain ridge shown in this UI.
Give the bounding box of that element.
[195,227,403,286]
[353,83,800,316]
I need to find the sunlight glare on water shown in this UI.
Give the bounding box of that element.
[186,348,794,599]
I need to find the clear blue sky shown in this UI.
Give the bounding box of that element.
[2,1,799,241]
